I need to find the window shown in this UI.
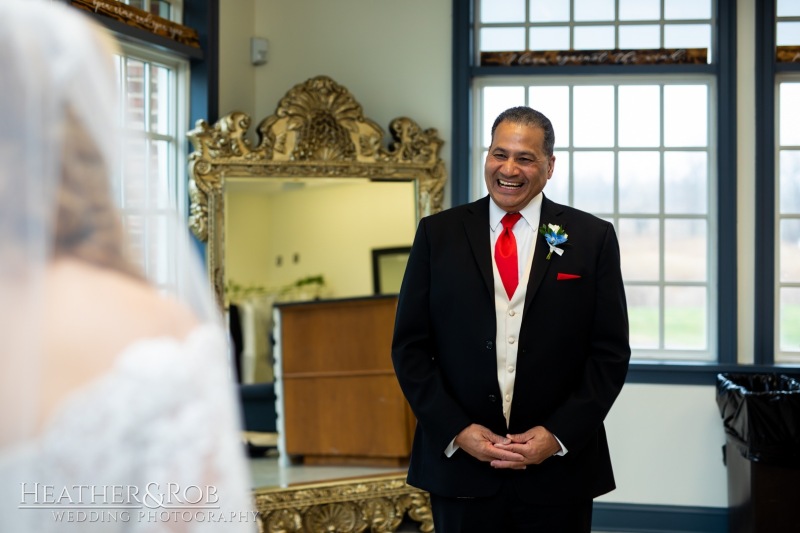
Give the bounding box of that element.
[774,0,800,364]
[471,0,720,362]
[113,42,189,293]
[777,77,800,363]
[120,0,182,20]
[476,0,713,59]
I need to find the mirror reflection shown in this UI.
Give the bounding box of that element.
[225,177,417,302]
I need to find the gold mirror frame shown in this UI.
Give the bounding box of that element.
[187,75,446,308]
[187,76,443,531]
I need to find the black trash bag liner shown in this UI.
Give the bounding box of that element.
[716,373,800,467]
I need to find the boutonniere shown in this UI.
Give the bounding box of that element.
[539,223,568,260]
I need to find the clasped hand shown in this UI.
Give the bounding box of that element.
[454,424,560,470]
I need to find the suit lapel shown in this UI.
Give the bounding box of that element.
[524,196,564,315]
[463,197,494,296]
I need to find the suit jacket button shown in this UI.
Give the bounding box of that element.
[488,394,497,402]
[486,340,493,350]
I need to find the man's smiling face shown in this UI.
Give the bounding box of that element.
[484,121,555,213]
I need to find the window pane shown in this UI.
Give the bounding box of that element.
[780,151,800,214]
[664,151,707,213]
[480,27,526,51]
[619,218,660,281]
[482,87,526,147]
[665,0,711,20]
[480,0,525,23]
[664,24,711,50]
[573,86,614,147]
[529,26,571,50]
[779,83,800,146]
[149,64,171,136]
[664,86,707,147]
[620,0,660,20]
[779,288,800,353]
[619,25,662,49]
[124,214,145,268]
[530,0,569,22]
[574,0,614,21]
[780,219,800,282]
[627,285,660,349]
[150,140,172,208]
[113,54,123,111]
[574,26,615,49]
[126,58,146,130]
[122,136,147,209]
[152,0,171,18]
[777,22,800,46]
[665,219,706,281]
[148,215,171,285]
[546,150,570,203]
[619,152,660,213]
[619,86,660,147]
[573,151,614,213]
[478,150,490,198]
[778,0,800,17]
[528,86,570,148]
[664,286,707,350]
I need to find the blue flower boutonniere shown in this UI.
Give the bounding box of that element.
[539,223,568,260]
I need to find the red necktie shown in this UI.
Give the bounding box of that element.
[495,212,522,299]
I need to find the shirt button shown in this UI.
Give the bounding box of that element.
[507,365,515,373]
[508,336,515,344]
[505,394,510,402]
[508,309,516,317]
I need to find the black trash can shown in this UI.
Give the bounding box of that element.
[716,373,800,533]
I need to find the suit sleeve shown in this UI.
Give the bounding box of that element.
[391,219,473,453]
[544,222,630,452]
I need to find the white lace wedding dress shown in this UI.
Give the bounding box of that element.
[0,325,258,532]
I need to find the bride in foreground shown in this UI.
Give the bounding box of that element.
[0,2,256,531]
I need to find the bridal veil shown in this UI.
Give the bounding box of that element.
[0,1,256,530]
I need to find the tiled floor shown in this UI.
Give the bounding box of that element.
[249,453,404,489]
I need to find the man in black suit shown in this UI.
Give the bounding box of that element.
[391,107,630,532]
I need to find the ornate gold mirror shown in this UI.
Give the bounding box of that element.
[186,76,444,532]
[187,75,446,309]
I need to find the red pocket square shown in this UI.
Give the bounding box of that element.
[557,273,581,280]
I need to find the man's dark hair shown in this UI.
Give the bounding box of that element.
[490,106,555,157]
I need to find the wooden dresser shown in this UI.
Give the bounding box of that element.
[273,296,415,466]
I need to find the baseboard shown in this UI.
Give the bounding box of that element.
[592,502,728,533]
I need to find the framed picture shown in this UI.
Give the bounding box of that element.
[371,246,411,295]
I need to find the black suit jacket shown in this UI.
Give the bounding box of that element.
[391,195,630,503]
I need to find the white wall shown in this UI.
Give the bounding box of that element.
[219,0,257,121]
[218,0,740,511]
[599,384,728,507]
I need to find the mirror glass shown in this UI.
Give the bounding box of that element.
[225,177,417,301]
